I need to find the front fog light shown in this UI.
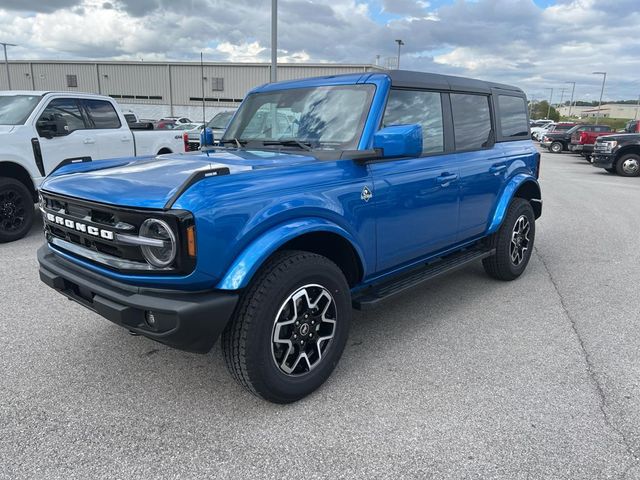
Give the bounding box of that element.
[140,218,176,268]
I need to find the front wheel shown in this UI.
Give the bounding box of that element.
[549,141,563,153]
[0,178,34,243]
[483,198,535,281]
[222,250,351,403]
[615,154,640,177]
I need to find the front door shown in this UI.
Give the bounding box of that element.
[371,89,460,272]
[36,97,98,175]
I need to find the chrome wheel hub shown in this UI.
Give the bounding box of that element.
[271,284,337,376]
[510,215,530,266]
[622,158,639,175]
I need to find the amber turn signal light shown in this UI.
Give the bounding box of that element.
[187,225,196,257]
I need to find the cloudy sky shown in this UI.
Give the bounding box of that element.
[0,0,638,101]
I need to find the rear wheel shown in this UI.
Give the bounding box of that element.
[615,153,640,177]
[483,198,535,281]
[0,178,34,243]
[222,250,351,403]
[550,141,563,153]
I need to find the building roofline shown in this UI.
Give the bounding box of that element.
[5,59,382,68]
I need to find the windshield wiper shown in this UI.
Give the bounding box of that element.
[219,138,247,148]
[261,139,314,151]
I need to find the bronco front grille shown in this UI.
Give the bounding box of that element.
[40,191,195,275]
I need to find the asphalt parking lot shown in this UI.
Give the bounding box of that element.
[1,149,639,480]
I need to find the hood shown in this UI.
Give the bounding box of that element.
[40,149,319,209]
[0,125,16,134]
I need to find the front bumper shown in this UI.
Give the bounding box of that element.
[38,245,239,353]
[591,153,614,169]
[540,141,551,148]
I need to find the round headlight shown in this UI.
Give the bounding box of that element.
[139,218,176,268]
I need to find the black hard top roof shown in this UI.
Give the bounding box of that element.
[384,70,525,96]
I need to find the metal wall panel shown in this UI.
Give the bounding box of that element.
[31,63,99,92]
[98,63,169,104]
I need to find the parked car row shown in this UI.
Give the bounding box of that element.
[531,118,640,177]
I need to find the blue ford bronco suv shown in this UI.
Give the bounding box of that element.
[37,71,541,403]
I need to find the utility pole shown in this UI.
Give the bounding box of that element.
[565,81,576,117]
[592,71,607,125]
[558,87,567,108]
[395,39,404,69]
[1,42,16,90]
[544,88,553,119]
[270,0,277,83]
[634,94,639,121]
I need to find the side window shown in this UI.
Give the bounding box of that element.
[450,93,492,151]
[84,99,122,129]
[496,95,528,138]
[37,98,87,134]
[382,89,444,154]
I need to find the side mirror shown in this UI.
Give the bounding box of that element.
[373,124,423,158]
[37,117,68,138]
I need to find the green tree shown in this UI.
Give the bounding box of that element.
[530,100,560,121]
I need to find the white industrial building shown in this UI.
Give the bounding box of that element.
[558,103,640,120]
[0,60,382,119]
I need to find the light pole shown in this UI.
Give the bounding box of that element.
[544,87,553,119]
[565,81,576,117]
[395,39,404,69]
[271,0,277,83]
[0,42,16,90]
[592,71,607,125]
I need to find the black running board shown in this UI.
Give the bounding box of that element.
[352,247,495,310]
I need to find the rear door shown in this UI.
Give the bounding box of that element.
[370,89,460,271]
[35,97,98,175]
[82,98,134,159]
[453,92,508,241]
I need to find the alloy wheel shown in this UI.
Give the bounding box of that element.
[0,187,26,233]
[510,215,531,266]
[271,284,337,376]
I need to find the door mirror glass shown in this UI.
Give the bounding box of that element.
[373,124,423,158]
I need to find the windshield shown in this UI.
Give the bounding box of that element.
[223,84,376,150]
[0,95,42,125]
[208,111,234,129]
[566,125,581,134]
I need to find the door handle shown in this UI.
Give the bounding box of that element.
[436,173,458,187]
[489,164,507,175]
[120,136,131,142]
[83,138,96,145]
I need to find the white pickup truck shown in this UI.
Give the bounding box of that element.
[0,91,186,242]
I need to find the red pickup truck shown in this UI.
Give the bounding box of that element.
[569,125,615,157]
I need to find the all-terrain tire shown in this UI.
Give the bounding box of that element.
[0,178,34,243]
[482,198,535,281]
[221,250,351,403]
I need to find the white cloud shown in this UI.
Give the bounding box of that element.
[0,0,639,98]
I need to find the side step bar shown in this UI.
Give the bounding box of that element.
[352,247,495,310]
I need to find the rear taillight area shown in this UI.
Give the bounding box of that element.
[182,132,189,152]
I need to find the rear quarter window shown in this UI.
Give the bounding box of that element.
[497,95,529,139]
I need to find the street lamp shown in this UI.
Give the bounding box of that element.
[271,0,277,82]
[592,71,607,125]
[395,39,404,69]
[565,81,576,117]
[544,87,553,119]
[0,42,16,90]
